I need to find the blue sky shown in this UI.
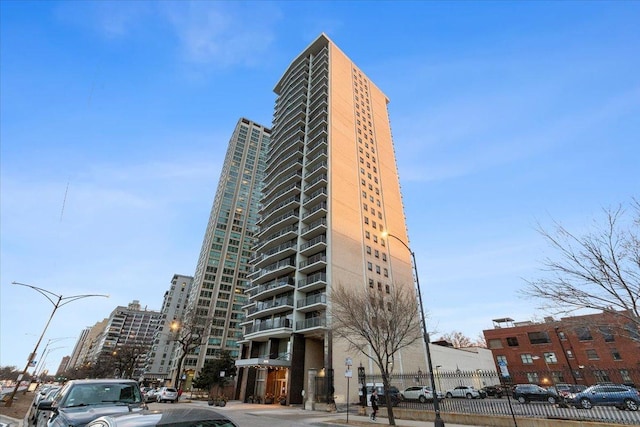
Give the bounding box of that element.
[1,1,639,373]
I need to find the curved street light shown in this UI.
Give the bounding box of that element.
[382,232,445,427]
[33,336,75,378]
[5,281,109,407]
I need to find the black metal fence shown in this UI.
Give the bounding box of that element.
[359,367,640,425]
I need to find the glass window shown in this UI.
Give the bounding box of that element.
[506,337,519,347]
[489,339,503,349]
[599,326,615,342]
[521,354,534,364]
[586,349,599,360]
[575,327,593,341]
[528,331,551,344]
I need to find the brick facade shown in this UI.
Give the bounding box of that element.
[483,311,640,387]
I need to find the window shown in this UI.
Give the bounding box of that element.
[367,262,373,271]
[368,279,374,288]
[558,331,567,340]
[521,354,534,364]
[506,337,519,347]
[586,349,599,360]
[543,352,558,363]
[620,369,632,384]
[489,339,503,349]
[496,355,507,365]
[526,372,539,383]
[593,370,610,383]
[599,326,615,342]
[611,348,622,360]
[566,349,574,359]
[528,331,551,344]
[575,327,593,341]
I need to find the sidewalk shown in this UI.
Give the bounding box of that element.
[323,411,480,427]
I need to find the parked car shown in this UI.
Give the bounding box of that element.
[445,386,481,399]
[366,384,401,407]
[481,385,503,398]
[566,384,640,411]
[155,387,178,403]
[87,407,239,427]
[512,384,558,404]
[142,388,158,403]
[401,386,442,403]
[36,379,146,427]
[27,385,61,426]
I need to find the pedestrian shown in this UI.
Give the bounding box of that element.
[370,388,379,421]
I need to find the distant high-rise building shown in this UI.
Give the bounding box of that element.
[234,34,423,405]
[180,118,270,388]
[92,300,161,378]
[144,274,193,384]
[67,318,108,370]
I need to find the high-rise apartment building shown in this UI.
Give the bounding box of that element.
[91,300,161,378]
[235,34,424,405]
[144,274,193,384]
[181,118,270,388]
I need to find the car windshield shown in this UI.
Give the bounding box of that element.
[62,383,142,407]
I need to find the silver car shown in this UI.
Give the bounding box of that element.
[155,387,178,403]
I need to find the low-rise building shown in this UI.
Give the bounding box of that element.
[483,311,640,387]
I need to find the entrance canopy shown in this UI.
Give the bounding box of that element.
[235,357,291,368]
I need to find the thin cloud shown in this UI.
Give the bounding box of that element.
[160,1,280,67]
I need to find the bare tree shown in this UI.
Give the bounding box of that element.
[330,283,422,426]
[112,341,149,379]
[522,199,640,340]
[171,315,207,389]
[437,331,474,348]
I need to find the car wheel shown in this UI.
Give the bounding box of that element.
[624,398,639,411]
[548,396,557,404]
[419,396,426,403]
[517,396,527,404]
[465,393,472,399]
[446,393,453,398]
[580,398,592,409]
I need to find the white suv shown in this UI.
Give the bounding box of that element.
[155,387,178,403]
[401,386,441,403]
[445,385,481,399]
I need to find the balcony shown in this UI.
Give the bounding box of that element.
[248,276,295,300]
[297,272,327,292]
[254,240,297,269]
[302,201,327,223]
[300,234,327,256]
[300,217,327,240]
[259,182,300,213]
[295,316,327,332]
[260,196,300,226]
[298,253,327,274]
[255,224,298,251]
[246,295,294,319]
[297,293,327,312]
[303,187,327,207]
[244,317,293,340]
[249,257,296,283]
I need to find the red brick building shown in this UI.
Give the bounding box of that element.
[483,311,640,387]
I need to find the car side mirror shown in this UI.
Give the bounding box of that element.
[37,400,54,411]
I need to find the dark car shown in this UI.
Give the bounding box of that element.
[36,379,146,427]
[481,385,504,398]
[86,407,239,427]
[368,385,401,407]
[512,384,558,404]
[567,384,640,411]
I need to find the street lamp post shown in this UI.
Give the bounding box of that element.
[383,232,445,427]
[33,337,74,380]
[4,282,108,407]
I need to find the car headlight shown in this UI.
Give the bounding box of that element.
[87,421,111,427]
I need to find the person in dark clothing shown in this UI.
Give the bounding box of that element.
[370,389,379,421]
